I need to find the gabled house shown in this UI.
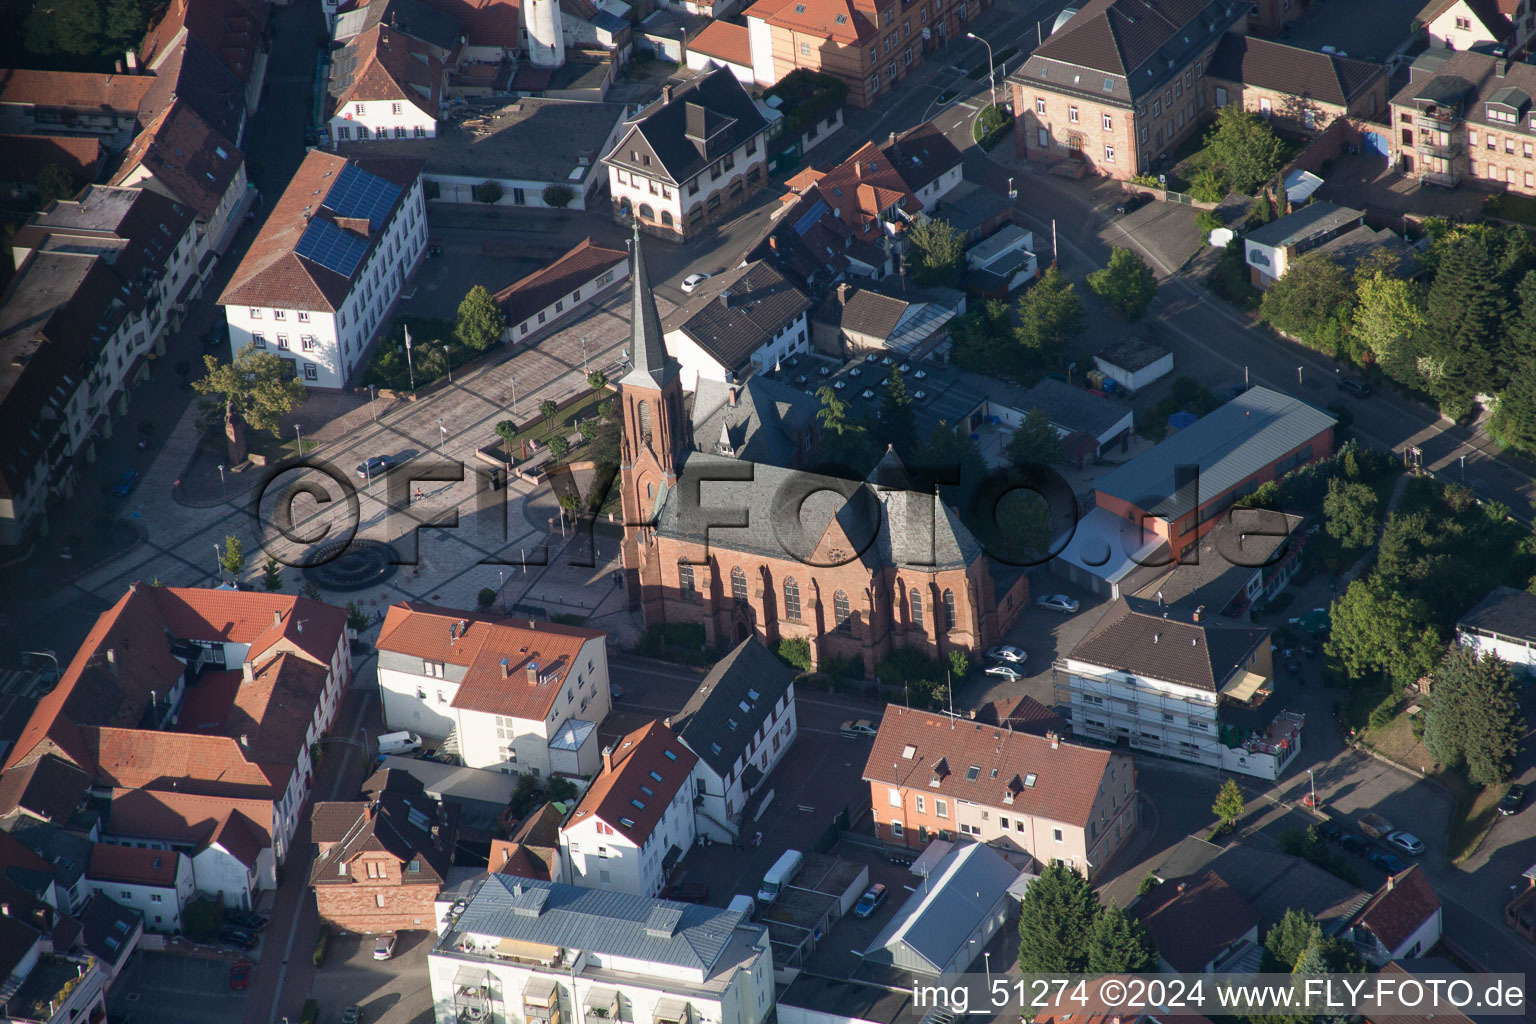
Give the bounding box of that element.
[138,0,272,114]
[1136,870,1262,973]
[811,278,967,359]
[1205,34,1389,130]
[310,768,456,933]
[1458,585,1536,675]
[1419,0,1529,56]
[136,32,250,148]
[327,25,446,145]
[495,238,629,347]
[489,801,566,882]
[101,788,273,911]
[663,261,811,385]
[0,70,157,150]
[1348,864,1442,964]
[559,722,698,897]
[668,638,796,841]
[1244,202,1368,287]
[85,844,195,933]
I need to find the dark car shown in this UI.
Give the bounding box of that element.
[356,455,392,479]
[224,910,267,932]
[854,883,888,918]
[1337,377,1373,398]
[229,960,252,991]
[112,470,139,496]
[1370,850,1409,874]
[1114,193,1150,215]
[1339,834,1370,857]
[1318,821,1344,842]
[219,925,259,950]
[1500,784,1527,816]
[204,322,229,349]
[661,883,710,904]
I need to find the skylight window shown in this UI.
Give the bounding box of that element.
[965,765,981,781]
[901,744,917,759]
[619,817,636,828]
[1103,78,1114,91]
[649,770,664,782]
[991,768,999,778]
[747,689,761,701]
[739,700,752,713]
[794,2,805,9]
[640,785,655,796]
[728,718,739,730]
[835,12,847,22]
[631,798,646,810]
[663,750,677,761]
[1024,773,1038,788]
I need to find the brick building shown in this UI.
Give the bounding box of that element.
[1389,50,1536,192]
[1204,34,1389,131]
[742,0,993,107]
[310,768,455,933]
[1009,0,1247,179]
[616,226,1029,673]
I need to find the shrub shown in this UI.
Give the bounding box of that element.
[477,587,497,610]
[579,419,598,443]
[973,103,1013,151]
[1367,694,1398,732]
[547,434,570,460]
[473,180,504,204]
[301,1000,320,1024]
[313,925,331,967]
[948,649,971,680]
[1196,210,1223,242]
[547,776,579,803]
[181,895,223,939]
[1188,167,1228,203]
[776,636,813,671]
[542,183,576,209]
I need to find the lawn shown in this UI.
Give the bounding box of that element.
[1163,124,1306,194]
[1487,192,1536,227]
[490,388,609,457]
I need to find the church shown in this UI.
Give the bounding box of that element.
[616,227,1029,673]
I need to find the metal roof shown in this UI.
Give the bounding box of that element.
[1458,585,1536,643]
[671,638,794,781]
[1091,386,1336,519]
[1243,201,1363,249]
[446,874,753,971]
[862,841,1021,975]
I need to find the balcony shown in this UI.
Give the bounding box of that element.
[454,966,499,1024]
[1415,108,1461,132]
[524,976,562,1024]
[584,986,621,1022]
[1420,168,1462,187]
[654,997,692,1024]
[1416,138,1462,159]
[7,954,101,1024]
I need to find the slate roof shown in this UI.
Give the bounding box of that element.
[218,149,422,312]
[688,20,753,67]
[1355,864,1441,954]
[0,818,92,890]
[664,261,810,375]
[0,755,91,825]
[1069,597,1270,691]
[445,873,752,971]
[1205,34,1386,107]
[863,841,1021,973]
[1090,386,1336,519]
[87,844,180,887]
[78,895,141,970]
[563,721,696,844]
[688,374,820,466]
[375,603,603,721]
[334,0,462,50]
[1459,585,1536,642]
[139,0,270,82]
[882,121,963,196]
[1096,337,1169,373]
[1393,49,1536,134]
[655,452,982,571]
[1016,0,1247,104]
[1136,870,1259,971]
[1244,202,1364,248]
[311,768,454,884]
[494,238,628,326]
[864,706,1120,828]
[671,638,794,781]
[620,223,678,391]
[1132,508,1303,619]
[602,66,769,185]
[1008,378,1129,442]
[109,99,243,222]
[815,286,907,339]
[1314,225,1419,277]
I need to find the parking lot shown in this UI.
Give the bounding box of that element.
[960,582,1108,712]
[108,950,249,1024]
[308,930,435,1024]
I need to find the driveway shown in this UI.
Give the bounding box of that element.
[959,581,1107,712]
[109,950,249,1024]
[309,930,434,1024]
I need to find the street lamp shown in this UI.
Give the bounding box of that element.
[217,463,225,496]
[295,423,303,456]
[213,542,222,578]
[1461,453,1467,482]
[19,651,59,684]
[983,951,992,988]
[581,334,590,375]
[1306,768,1316,810]
[510,375,517,417]
[369,383,378,420]
[438,416,447,455]
[967,32,997,108]
[1297,366,1303,387]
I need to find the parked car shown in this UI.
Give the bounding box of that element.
[373,933,398,960]
[342,1007,361,1024]
[1500,783,1527,816]
[1339,834,1370,857]
[985,645,1027,663]
[205,321,229,349]
[661,883,710,903]
[112,470,139,496]
[840,720,877,738]
[610,683,626,700]
[1385,830,1425,856]
[1358,811,1394,839]
[1114,193,1150,216]
[854,883,888,918]
[1369,850,1409,874]
[219,925,259,950]
[1337,377,1373,398]
[229,960,252,991]
[985,664,1022,680]
[1318,821,1344,842]
[224,910,267,932]
[681,272,711,293]
[1035,594,1081,614]
[356,455,392,478]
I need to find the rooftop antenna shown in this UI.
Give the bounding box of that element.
[947,669,954,725]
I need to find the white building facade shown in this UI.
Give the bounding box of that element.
[330,96,440,145]
[85,850,196,933]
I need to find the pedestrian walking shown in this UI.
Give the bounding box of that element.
[414,486,424,501]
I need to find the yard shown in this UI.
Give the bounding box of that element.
[488,387,610,459]
[1486,192,1536,227]
[1162,123,1307,194]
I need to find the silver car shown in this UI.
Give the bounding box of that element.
[1036,594,1080,614]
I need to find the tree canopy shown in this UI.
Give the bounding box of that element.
[1260,252,1355,356]
[1350,268,1425,376]
[455,284,504,351]
[1016,862,1099,973]
[1264,909,1323,972]
[1086,901,1159,973]
[193,344,308,464]
[1087,246,1157,319]
[878,366,917,457]
[1005,407,1066,467]
[1424,645,1522,785]
[1323,478,1380,550]
[1204,103,1287,194]
[1017,266,1085,359]
[1326,575,1444,687]
[34,164,78,206]
[1213,777,1245,826]
[1420,234,1507,419]
[908,216,966,288]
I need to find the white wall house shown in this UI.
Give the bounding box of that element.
[102,790,275,911]
[1350,865,1442,966]
[495,238,630,347]
[1457,585,1536,675]
[430,876,775,1024]
[1422,0,1529,54]
[331,98,439,144]
[1093,338,1174,394]
[662,261,811,386]
[219,151,427,388]
[560,722,697,898]
[376,606,612,779]
[85,846,196,933]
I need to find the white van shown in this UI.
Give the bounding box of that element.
[727,895,756,919]
[377,731,423,755]
[757,849,804,905]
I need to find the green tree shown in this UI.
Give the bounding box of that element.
[346,600,371,633]
[558,492,581,517]
[1086,901,1159,973]
[1264,908,1323,972]
[1016,862,1099,973]
[908,216,966,287]
[261,554,283,591]
[455,284,504,351]
[24,0,104,56]
[477,587,496,610]
[539,399,559,425]
[878,366,916,456]
[541,183,576,209]
[34,164,77,206]
[1493,361,1536,454]
[812,384,875,472]
[547,434,571,460]
[1136,873,1159,898]
[1351,269,1425,377]
[301,580,323,601]
[1213,777,1245,826]
[911,420,989,513]
[587,370,608,393]
[1424,646,1522,785]
[220,536,245,576]
[1087,246,1157,319]
[579,419,598,443]
[1016,266,1085,359]
[990,488,1053,565]
[192,344,308,464]
[1204,103,1287,194]
[950,298,1024,379]
[1006,407,1067,467]
[473,180,504,203]
[1260,252,1355,355]
[1421,234,1507,418]
[1326,576,1444,687]
[1323,478,1380,549]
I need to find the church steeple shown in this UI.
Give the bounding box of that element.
[619,223,676,390]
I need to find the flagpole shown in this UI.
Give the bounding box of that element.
[404,325,416,391]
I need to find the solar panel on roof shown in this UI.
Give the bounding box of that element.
[323,162,402,231]
[294,219,369,278]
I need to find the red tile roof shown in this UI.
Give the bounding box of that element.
[423,0,518,45]
[807,141,922,242]
[0,135,104,184]
[1356,864,1440,954]
[87,843,180,887]
[139,0,271,82]
[747,0,879,44]
[376,603,604,720]
[1035,976,1217,1024]
[217,148,423,312]
[109,99,243,221]
[0,69,156,116]
[493,238,628,325]
[107,787,274,854]
[689,20,752,68]
[329,25,444,112]
[152,588,346,667]
[0,831,56,881]
[168,653,328,780]
[563,721,696,844]
[1136,871,1259,972]
[864,706,1120,828]
[87,727,282,798]
[971,695,1068,736]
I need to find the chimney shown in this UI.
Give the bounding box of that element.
[1153,633,1160,644]
[2,904,9,917]
[1387,874,1396,891]
[728,387,737,406]
[1177,881,1188,893]
[527,661,540,685]
[1193,604,1205,622]
[239,733,249,749]
[855,162,863,179]
[500,657,511,679]
[1047,730,1059,749]
[115,59,124,73]
[768,236,778,252]
[602,745,614,772]
[836,281,850,303]
[888,131,897,146]
[243,661,254,682]
[967,708,977,720]
[662,84,674,104]
[1499,59,1510,77]
[336,215,371,237]
[126,50,137,72]
[273,610,283,627]
[664,716,672,728]
[105,649,118,676]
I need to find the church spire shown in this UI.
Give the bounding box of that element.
[619,222,676,390]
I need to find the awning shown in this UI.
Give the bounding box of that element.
[662,844,683,872]
[1221,671,1271,703]
[654,997,690,1024]
[1285,169,1324,203]
[523,976,558,1006]
[584,987,620,1014]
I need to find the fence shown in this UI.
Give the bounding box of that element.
[813,806,850,854]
